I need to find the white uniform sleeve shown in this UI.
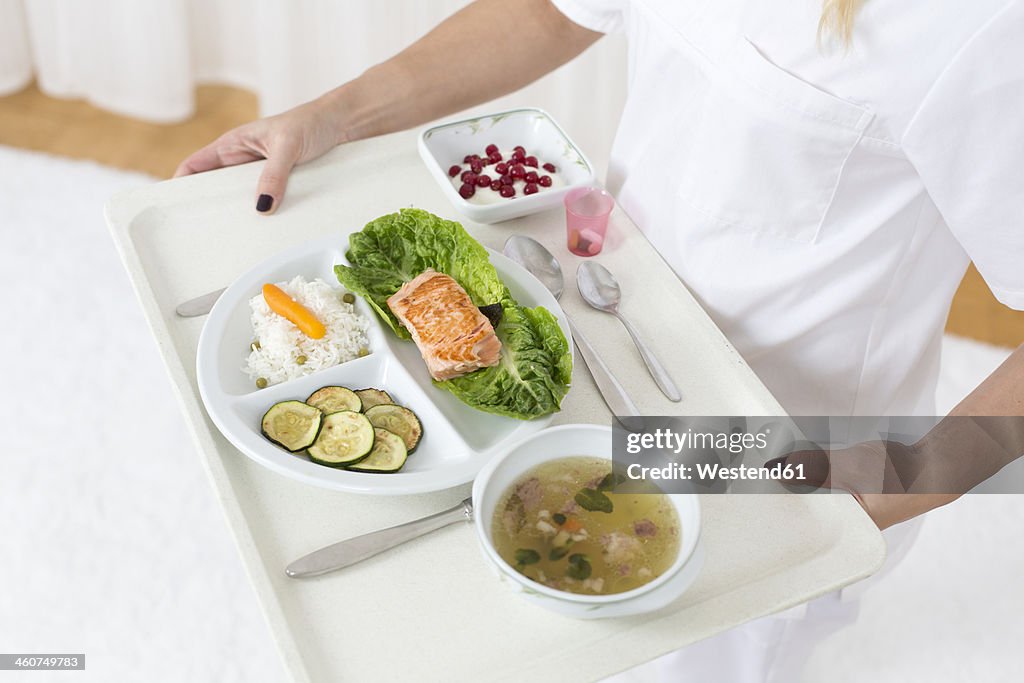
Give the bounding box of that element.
[549,0,627,34]
[902,0,1024,309]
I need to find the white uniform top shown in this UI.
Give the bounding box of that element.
[552,0,1024,416]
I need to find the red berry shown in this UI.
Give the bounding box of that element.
[542,162,557,173]
[511,150,525,163]
[488,152,502,164]
[524,156,538,168]
[524,171,539,183]
[461,170,477,184]
[513,145,526,155]
[499,184,516,198]
[494,162,508,175]
[476,174,492,187]
[470,161,483,173]
[523,183,539,195]
[448,165,461,178]
[463,154,474,163]
[510,164,526,179]
[538,175,552,187]
[485,143,499,155]
[490,180,502,191]
[459,183,476,199]
[499,174,513,185]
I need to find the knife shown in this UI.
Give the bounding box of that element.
[286,498,474,578]
[175,287,226,317]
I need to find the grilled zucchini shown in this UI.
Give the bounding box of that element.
[307,410,374,467]
[364,404,422,453]
[306,386,362,414]
[261,401,323,452]
[354,388,393,412]
[347,428,408,473]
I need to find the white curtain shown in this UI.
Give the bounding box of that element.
[0,0,626,168]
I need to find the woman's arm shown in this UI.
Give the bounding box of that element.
[782,344,1024,529]
[174,0,600,213]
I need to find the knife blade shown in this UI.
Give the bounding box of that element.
[286,498,474,578]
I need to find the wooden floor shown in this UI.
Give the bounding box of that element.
[1,82,1020,347]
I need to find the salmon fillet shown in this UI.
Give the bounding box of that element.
[387,269,502,380]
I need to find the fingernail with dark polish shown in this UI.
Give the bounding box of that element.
[256,194,273,212]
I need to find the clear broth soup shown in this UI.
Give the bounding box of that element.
[490,456,680,595]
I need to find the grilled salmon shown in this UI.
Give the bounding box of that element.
[387,269,502,380]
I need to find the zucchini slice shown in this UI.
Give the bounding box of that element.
[262,401,323,452]
[347,428,408,473]
[307,410,374,467]
[364,404,422,453]
[307,386,362,414]
[355,388,393,412]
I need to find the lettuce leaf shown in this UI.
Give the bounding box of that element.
[335,208,509,338]
[335,208,571,419]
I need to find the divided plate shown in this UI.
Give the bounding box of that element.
[196,235,573,495]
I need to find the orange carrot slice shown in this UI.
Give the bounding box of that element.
[262,283,326,339]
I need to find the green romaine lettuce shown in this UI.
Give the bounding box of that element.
[335,208,571,419]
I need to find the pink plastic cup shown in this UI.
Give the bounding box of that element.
[564,186,614,257]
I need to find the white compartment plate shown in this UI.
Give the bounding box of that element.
[196,236,573,495]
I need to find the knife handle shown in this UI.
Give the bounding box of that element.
[286,498,473,578]
[568,317,641,419]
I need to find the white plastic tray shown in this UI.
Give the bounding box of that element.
[105,130,885,682]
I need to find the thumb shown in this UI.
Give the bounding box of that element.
[255,140,301,214]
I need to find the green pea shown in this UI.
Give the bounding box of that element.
[255,377,268,389]
[358,347,370,357]
[343,293,356,304]
[296,355,307,365]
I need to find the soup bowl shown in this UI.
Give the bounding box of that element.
[471,424,704,619]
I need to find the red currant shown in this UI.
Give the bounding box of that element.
[485,143,499,156]
[490,180,502,191]
[459,183,476,199]
[510,164,526,179]
[524,171,539,183]
[523,183,539,195]
[448,165,461,177]
[461,171,477,184]
[542,162,557,173]
[499,184,516,198]
[476,174,492,187]
[524,155,538,168]
[538,175,552,187]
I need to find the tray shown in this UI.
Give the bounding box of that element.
[105,129,885,682]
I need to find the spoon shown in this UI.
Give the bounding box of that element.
[577,261,682,402]
[503,236,640,419]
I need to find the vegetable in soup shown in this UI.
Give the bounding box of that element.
[491,457,680,595]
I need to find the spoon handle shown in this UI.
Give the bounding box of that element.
[568,318,642,418]
[615,313,682,402]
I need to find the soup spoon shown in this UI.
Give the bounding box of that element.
[503,235,640,420]
[577,261,682,402]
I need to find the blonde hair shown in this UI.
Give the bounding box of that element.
[818,0,863,47]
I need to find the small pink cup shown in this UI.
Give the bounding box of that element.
[564,186,614,257]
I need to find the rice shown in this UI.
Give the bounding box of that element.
[245,276,371,386]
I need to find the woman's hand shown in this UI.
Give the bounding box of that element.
[173,97,344,214]
[776,442,961,530]
[172,0,600,214]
